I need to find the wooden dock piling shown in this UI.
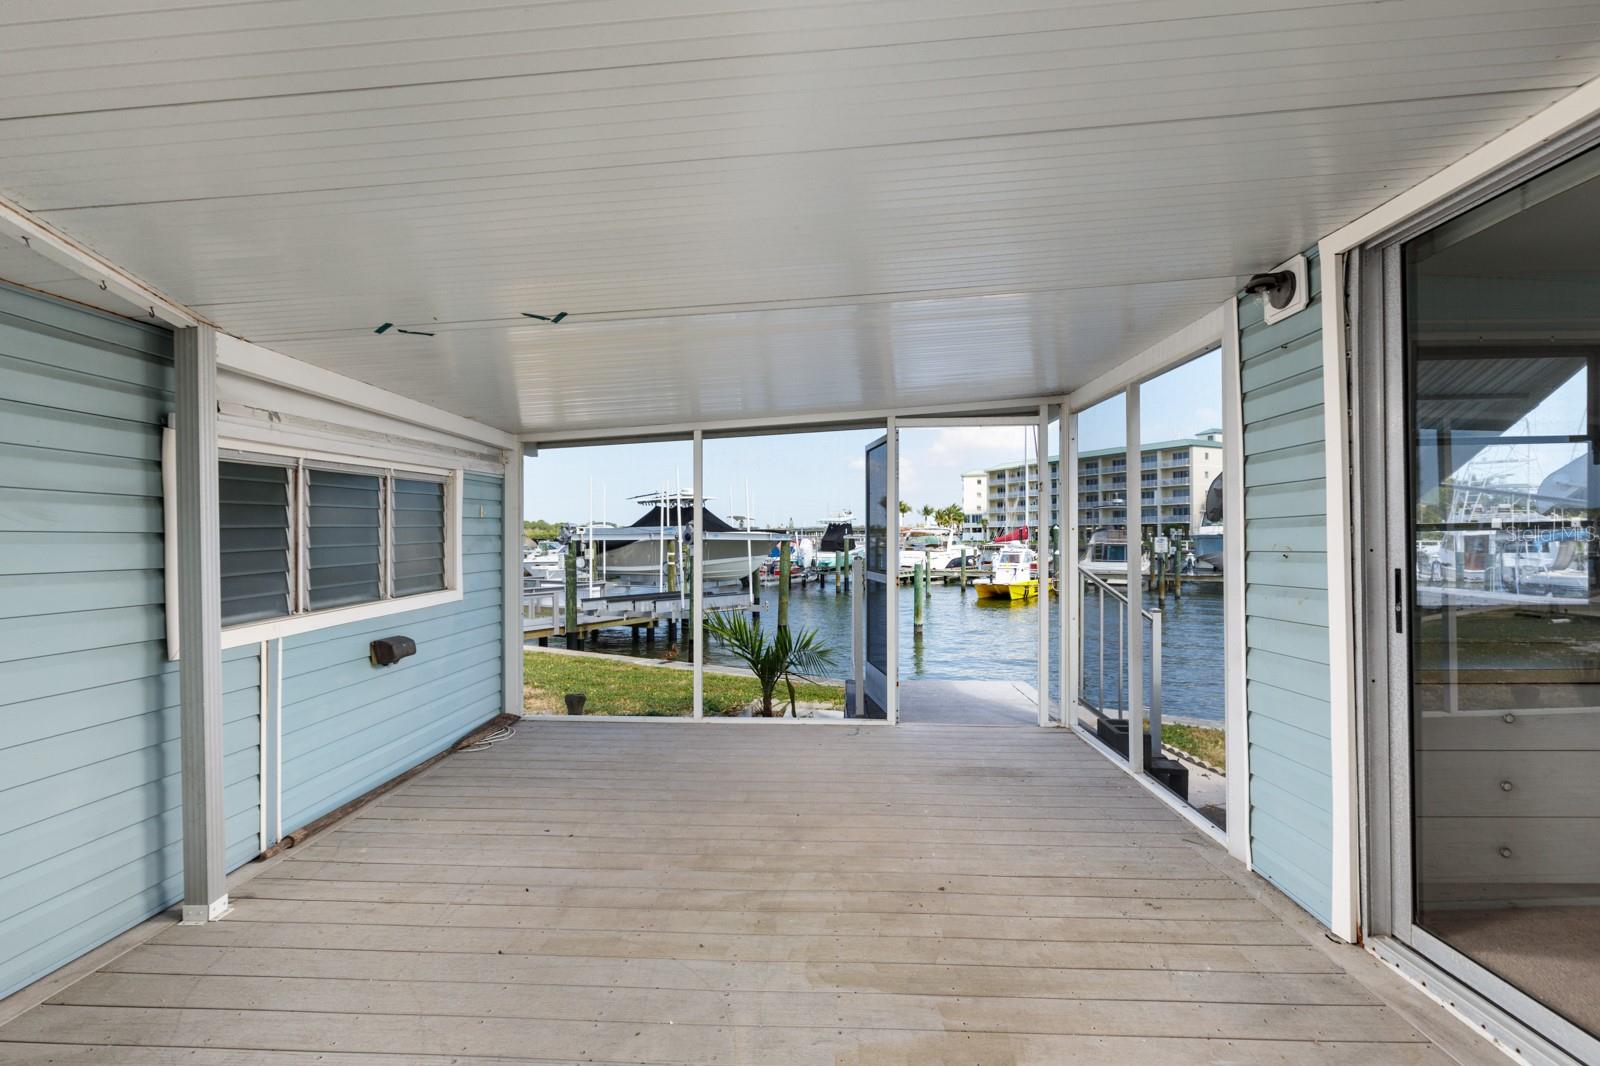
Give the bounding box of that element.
[777,540,791,632]
[913,560,926,638]
[563,548,580,650]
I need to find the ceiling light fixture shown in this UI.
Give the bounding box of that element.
[522,311,568,323]
[1242,270,1297,312]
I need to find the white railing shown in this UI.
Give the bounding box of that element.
[1077,567,1163,751]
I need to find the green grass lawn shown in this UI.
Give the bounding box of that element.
[1161,722,1225,770]
[524,650,845,716]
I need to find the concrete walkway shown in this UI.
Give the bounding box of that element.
[898,678,1041,725]
[841,678,1045,725]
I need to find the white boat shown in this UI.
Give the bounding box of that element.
[582,492,784,586]
[900,525,974,572]
[1191,526,1224,574]
[1081,529,1148,583]
[523,540,573,584]
[1192,473,1224,573]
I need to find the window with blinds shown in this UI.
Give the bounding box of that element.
[209,456,456,630]
[305,468,383,610]
[218,461,292,625]
[393,478,446,596]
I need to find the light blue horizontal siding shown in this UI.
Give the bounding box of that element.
[277,473,504,834]
[1238,252,1335,927]
[0,284,261,999]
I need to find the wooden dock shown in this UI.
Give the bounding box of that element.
[901,567,983,585]
[0,722,1498,1064]
[522,585,751,641]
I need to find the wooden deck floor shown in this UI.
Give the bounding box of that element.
[0,721,1496,1065]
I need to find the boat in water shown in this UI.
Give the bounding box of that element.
[522,539,572,584]
[900,525,972,572]
[581,492,785,587]
[1191,473,1225,574]
[975,546,1039,601]
[1081,529,1148,583]
[814,513,862,570]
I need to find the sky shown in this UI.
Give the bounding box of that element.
[525,350,1222,527]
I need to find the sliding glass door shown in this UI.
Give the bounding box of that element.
[1383,142,1600,1061]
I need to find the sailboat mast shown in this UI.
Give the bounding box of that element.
[1023,427,1031,539]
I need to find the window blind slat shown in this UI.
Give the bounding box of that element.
[393,477,445,596]
[392,542,445,564]
[307,468,381,611]
[392,527,443,547]
[221,548,290,580]
[218,460,291,626]
[220,527,290,551]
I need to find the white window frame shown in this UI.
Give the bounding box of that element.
[1061,308,1249,861]
[164,431,464,656]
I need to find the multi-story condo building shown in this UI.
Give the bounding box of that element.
[962,429,1223,541]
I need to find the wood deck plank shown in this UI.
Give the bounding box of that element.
[101,944,1375,1003]
[51,972,1429,1042]
[0,721,1483,1064]
[233,876,1276,919]
[264,860,1256,898]
[216,896,1302,946]
[0,1004,1457,1065]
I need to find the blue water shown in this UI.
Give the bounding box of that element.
[576,576,1226,723]
[1081,584,1225,723]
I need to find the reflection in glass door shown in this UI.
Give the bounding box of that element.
[1402,144,1600,1054]
[862,433,891,720]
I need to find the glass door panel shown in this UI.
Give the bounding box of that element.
[863,433,891,719]
[1404,145,1600,1047]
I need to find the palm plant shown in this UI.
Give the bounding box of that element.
[702,611,836,717]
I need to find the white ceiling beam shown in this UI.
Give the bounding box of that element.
[523,394,1062,447]
[216,333,517,451]
[0,190,199,328]
[1323,74,1600,253]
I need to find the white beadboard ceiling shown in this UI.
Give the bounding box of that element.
[2,0,1599,437]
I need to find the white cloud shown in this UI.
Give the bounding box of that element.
[898,425,1039,510]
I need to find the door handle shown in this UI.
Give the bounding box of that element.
[1394,568,1404,634]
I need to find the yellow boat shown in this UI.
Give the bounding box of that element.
[973,547,1039,601]
[975,578,1038,601]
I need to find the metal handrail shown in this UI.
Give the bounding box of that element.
[1077,567,1163,754]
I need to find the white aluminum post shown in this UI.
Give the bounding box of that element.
[853,554,866,717]
[503,446,525,718]
[1125,386,1145,774]
[1320,248,1360,943]
[1062,405,1080,726]
[174,325,229,923]
[692,431,705,718]
[886,416,899,725]
[1037,402,1052,726]
[1221,298,1252,863]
